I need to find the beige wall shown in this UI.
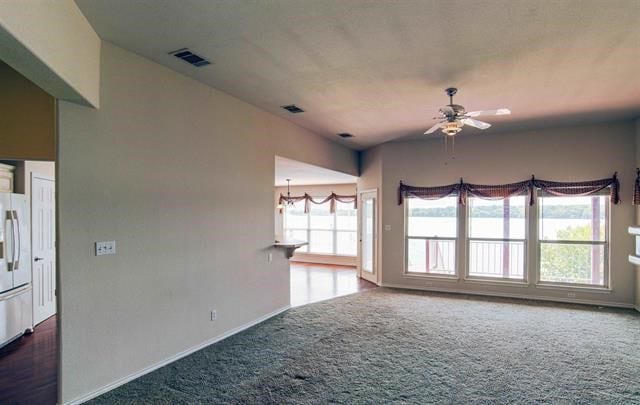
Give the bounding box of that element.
[0,62,56,161]
[364,120,636,307]
[275,183,357,265]
[57,42,358,403]
[0,0,100,107]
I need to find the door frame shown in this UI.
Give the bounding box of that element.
[31,173,56,325]
[357,188,379,285]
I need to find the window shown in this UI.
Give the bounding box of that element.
[284,198,357,256]
[283,200,309,253]
[468,196,526,280]
[406,197,457,275]
[538,194,608,286]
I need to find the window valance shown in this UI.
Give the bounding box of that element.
[279,193,357,213]
[398,173,619,206]
[634,168,640,205]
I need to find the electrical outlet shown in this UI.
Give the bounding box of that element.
[95,241,116,256]
[567,292,576,298]
[384,224,392,231]
[210,310,217,321]
[424,282,433,287]
[268,253,273,263]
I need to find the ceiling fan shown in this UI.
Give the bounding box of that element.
[424,88,511,136]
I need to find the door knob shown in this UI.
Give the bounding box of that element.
[34,257,44,262]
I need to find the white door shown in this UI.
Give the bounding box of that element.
[358,190,378,284]
[31,176,56,325]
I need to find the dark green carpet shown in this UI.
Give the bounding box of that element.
[92,288,640,404]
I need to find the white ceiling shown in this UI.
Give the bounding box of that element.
[76,0,640,150]
[275,156,357,186]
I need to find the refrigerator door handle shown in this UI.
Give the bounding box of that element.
[12,210,19,271]
[5,210,14,271]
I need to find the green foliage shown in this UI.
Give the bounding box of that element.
[410,204,597,219]
[540,225,603,284]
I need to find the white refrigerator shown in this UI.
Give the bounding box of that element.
[0,193,32,348]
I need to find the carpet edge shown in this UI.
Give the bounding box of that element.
[381,283,636,309]
[65,305,291,405]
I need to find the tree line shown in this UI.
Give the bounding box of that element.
[410,204,602,219]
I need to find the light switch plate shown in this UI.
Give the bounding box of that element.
[95,241,116,256]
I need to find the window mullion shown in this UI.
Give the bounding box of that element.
[333,208,337,255]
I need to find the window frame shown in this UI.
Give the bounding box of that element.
[404,195,459,278]
[535,191,610,289]
[283,197,357,257]
[401,187,613,291]
[464,195,529,283]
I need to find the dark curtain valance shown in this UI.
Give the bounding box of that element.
[463,180,534,206]
[397,182,463,205]
[279,193,357,213]
[399,173,619,206]
[634,168,640,205]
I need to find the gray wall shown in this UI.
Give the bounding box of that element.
[362,121,636,307]
[57,42,358,403]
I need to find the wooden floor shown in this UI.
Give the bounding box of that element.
[290,262,377,307]
[0,315,57,405]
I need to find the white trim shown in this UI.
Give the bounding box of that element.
[32,173,55,182]
[534,283,611,293]
[462,277,529,287]
[358,189,379,284]
[65,305,290,405]
[402,273,459,281]
[380,283,635,309]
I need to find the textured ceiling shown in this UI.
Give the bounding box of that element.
[76,0,640,149]
[275,156,357,186]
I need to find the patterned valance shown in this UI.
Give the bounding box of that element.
[399,173,619,206]
[634,168,640,205]
[463,179,534,206]
[397,181,463,205]
[279,193,357,213]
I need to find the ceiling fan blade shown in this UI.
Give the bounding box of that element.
[466,108,511,117]
[424,121,444,134]
[460,118,491,130]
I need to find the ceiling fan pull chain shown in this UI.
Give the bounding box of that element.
[452,135,455,156]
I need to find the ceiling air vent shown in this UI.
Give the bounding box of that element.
[281,104,305,114]
[168,48,211,67]
[338,133,354,139]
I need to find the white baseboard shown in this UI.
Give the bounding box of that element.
[381,283,636,309]
[65,305,290,405]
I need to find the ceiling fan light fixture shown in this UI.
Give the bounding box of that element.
[442,121,463,136]
[423,88,511,138]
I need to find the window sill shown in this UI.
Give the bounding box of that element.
[402,272,459,281]
[535,283,612,293]
[463,277,529,287]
